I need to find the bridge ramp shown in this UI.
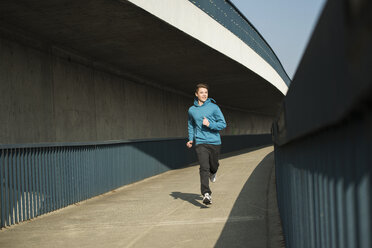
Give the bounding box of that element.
[0,146,283,248]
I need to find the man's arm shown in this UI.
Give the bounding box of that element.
[187,111,195,142]
[207,106,226,131]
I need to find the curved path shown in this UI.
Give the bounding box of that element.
[0,146,283,248]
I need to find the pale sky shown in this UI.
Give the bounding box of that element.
[230,0,326,79]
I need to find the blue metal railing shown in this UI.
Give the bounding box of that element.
[0,139,193,228]
[271,0,372,246]
[274,115,371,248]
[188,0,291,86]
[0,134,271,228]
[270,0,372,246]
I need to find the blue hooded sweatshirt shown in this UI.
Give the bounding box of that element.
[188,98,227,145]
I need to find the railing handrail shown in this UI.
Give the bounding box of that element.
[0,137,187,149]
[0,134,269,149]
[225,0,292,83]
[188,0,291,86]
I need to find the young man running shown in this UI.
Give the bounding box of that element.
[186,83,226,205]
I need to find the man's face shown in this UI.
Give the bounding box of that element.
[195,87,208,103]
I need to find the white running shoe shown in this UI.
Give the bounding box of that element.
[203,193,212,205]
[210,173,217,183]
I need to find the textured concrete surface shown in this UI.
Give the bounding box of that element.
[0,34,274,144]
[0,0,284,145]
[0,146,284,248]
[0,0,285,115]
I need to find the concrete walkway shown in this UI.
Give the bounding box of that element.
[0,146,284,248]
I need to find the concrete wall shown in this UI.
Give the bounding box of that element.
[222,109,274,135]
[0,31,273,145]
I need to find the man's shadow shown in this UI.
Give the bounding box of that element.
[170,192,209,208]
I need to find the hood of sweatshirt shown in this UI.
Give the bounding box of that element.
[193,98,216,107]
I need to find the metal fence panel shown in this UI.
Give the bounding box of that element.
[274,116,371,248]
[0,134,270,228]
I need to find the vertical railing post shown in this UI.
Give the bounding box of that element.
[67,147,72,206]
[62,147,67,208]
[25,148,30,221]
[20,148,26,223]
[45,148,50,214]
[0,149,4,228]
[52,147,57,212]
[5,149,10,227]
[36,147,42,217]
[10,148,16,225]
[31,148,36,219]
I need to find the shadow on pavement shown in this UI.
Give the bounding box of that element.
[169,192,209,209]
[215,152,284,248]
[219,145,271,160]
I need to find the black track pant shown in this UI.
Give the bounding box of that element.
[195,144,221,195]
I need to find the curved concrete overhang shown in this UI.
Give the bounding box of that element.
[0,0,287,116]
[127,0,289,95]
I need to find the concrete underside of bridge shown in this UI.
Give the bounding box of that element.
[0,0,284,144]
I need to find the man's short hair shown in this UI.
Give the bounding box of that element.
[195,83,209,93]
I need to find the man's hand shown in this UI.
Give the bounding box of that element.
[186,140,193,148]
[203,117,210,127]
